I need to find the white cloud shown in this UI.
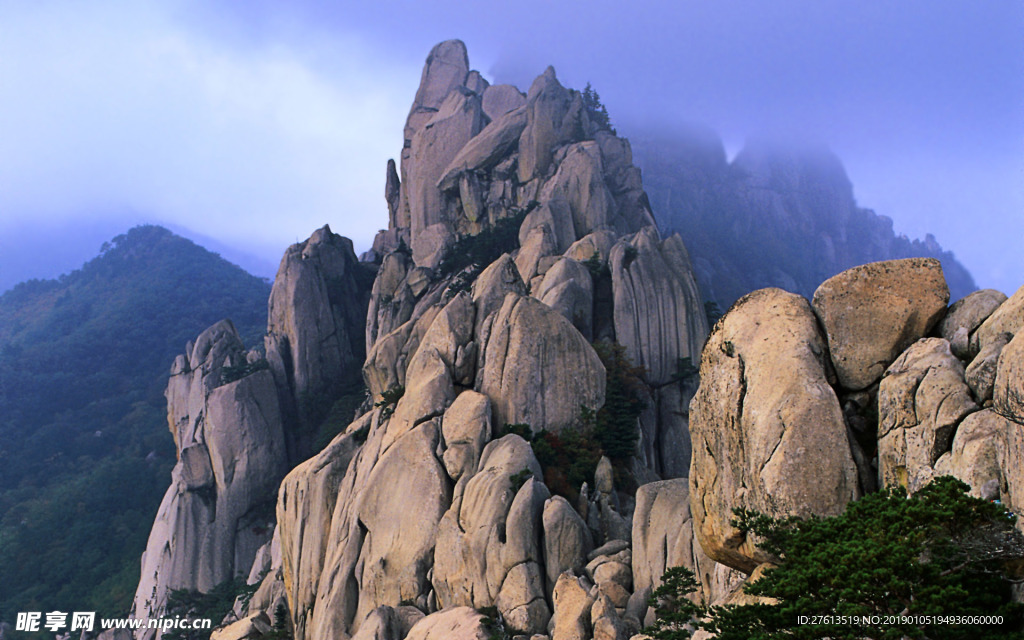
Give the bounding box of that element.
[0,1,417,253]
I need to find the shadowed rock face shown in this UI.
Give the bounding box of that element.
[265,224,374,463]
[131,320,287,639]
[632,132,977,310]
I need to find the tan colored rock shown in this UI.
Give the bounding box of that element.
[631,480,690,596]
[133,322,286,636]
[438,106,528,191]
[630,479,743,613]
[409,89,485,267]
[972,284,1024,354]
[398,40,469,227]
[442,390,493,481]
[350,605,425,640]
[265,225,371,456]
[477,294,605,434]
[998,417,1024,533]
[364,304,443,400]
[591,594,630,640]
[210,612,271,640]
[277,416,364,636]
[611,227,708,476]
[537,141,615,251]
[536,257,594,339]
[405,607,491,640]
[965,333,1011,403]
[482,84,527,120]
[551,573,595,640]
[995,332,1024,424]
[516,224,559,283]
[353,423,451,624]
[690,288,859,573]
[473,254,529,333]
[433,436,548,632]
[542,496,593,597]
[306,421,450,639]
[934,410,1009,498]
[366,251,412,353]
[565,230,618,264]
[496,561,552,633]
[939,289,1007,358]
[812,258,949,390]
[878,338,978,492]
[518,67,583,183]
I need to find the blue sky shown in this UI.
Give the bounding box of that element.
[1,0,1021,292]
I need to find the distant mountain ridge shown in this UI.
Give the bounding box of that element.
[630,128,976,310]
[0,225,271,623]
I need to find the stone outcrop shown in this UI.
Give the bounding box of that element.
[811,258,949,391]
[265,224,374,461]
[477,294,606,435]
[877,338,978,492]
[995,332,1024,424]
[131,321,287,638]
[690,288,860,573]
[971,284,1024,354]
[938,288,1007,358]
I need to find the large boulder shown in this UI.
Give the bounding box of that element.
[404,607,491,640]
[433,436,551,634]
[934,410,1008,499]
[690,288,859,573]
[994,332,1024,424]
[543,496,593,598]
[877,338,978,492]
[477,294,605,435]
[938,289,1007,358]
[972,284,1024,354]
[811,258,949,390]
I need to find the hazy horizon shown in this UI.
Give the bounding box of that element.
[1,1,1021,294]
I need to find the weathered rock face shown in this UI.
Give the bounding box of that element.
[477,294,606,435]
[265,225,373,461]
[934,410,1008,499]
[630,479,742,617]
[611,227,709,477]
[404,607,490,640]
[132,321,286,637]
[972,284,1024,355]
[433,436,551,633]
[995,332,1024,424]
[690,288,860,573]
[877,338,978,492]
[811,258,949,391]
[938,288,1007,359]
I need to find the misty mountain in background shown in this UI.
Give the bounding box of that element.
[630,126,977,311]
[0,225,270,620]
